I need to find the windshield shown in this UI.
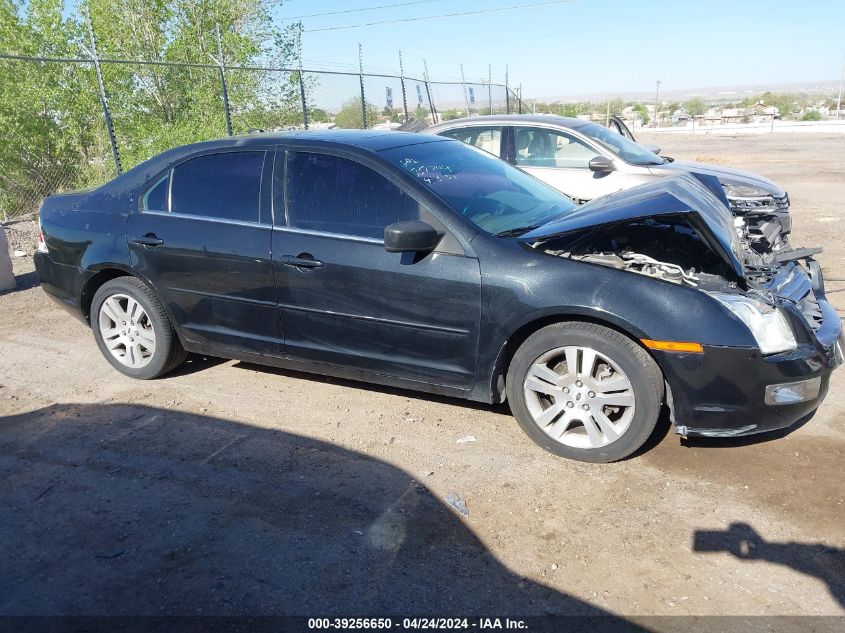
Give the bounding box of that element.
[380,140,577,236]
[576,122,665,166]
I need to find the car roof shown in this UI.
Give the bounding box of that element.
[426,114,592,132]
[107,130,456,196]
[169,129,452,154]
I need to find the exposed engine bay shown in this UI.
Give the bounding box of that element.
[539,212,811,295]
[541,215,742,290]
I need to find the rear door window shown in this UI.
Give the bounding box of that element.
[439,127,502,157]
[281,152,421,240]
[169,151,265,222]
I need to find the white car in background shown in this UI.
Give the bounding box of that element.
[424,115,792,255]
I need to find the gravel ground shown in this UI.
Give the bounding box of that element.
[1,134,843,619]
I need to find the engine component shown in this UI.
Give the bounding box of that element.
[569,251,700,286]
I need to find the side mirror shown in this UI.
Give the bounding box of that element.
[588,156,616,173]
[643,143,662,155]
[384,220,441,253]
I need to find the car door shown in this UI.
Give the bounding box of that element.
[509,126,627,202]
[271,148,481,389]
[608,115,637,142]
[127,149,282,356]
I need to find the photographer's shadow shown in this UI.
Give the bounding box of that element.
[693,522,845,608]
[0,403,636,623]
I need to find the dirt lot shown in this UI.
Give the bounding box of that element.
[1,134,843,620]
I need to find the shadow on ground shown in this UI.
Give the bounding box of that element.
[0,403,624,618]
[694,522,844,608]
[0,270,38,295]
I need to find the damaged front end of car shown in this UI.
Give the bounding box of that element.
[519,173,843,437]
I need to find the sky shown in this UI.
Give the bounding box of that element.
[273,0,845,99]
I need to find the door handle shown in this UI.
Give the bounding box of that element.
[279,254,324,269]
[130,234,164,247]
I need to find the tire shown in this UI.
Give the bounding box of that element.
[506,321,663,463]
[90,276,188,379]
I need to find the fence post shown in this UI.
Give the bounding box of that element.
[215,24,233,136]
[399,50,409,122]
[358,44,367,129]
[423,59,438,124]
[86,11,121,176]
[460,63,470,116]
[297,28,308,130]
[505,65,510,114]
[488,64,493,115]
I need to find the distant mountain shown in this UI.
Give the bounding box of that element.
[540,79,842,103]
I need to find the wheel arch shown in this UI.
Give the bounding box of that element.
[484,309,661,404]
[80,266,187,348]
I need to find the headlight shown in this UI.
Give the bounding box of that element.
[722,181,771,198]
[722,182,777,212]
[710,293,797,355]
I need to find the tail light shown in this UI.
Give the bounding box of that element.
[36,222,48,254]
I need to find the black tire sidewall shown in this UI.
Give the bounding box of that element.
[90,278,173,380]
[506,323,662,463]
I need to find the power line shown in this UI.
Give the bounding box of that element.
[302,0,574,33]
[278,0,446,21]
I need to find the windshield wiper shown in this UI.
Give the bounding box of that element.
[494,224,542,237]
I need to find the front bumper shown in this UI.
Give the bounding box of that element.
[659,297,842,438]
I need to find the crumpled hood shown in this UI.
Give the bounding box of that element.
[649,159,785,196]
[519,173,747,280]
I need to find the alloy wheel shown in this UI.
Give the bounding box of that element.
[98,293,157,369]
[522,345,636,449]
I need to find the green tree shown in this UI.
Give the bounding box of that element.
[683,97,706,116]
[333,96,379,129]
[0,0,108,220]
[382,106,402,123]
[84,0,302,166]
[801,110,822,121]
[632,102,649,126]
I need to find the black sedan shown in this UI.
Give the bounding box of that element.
[34,131,842,462]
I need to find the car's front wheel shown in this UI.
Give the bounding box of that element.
[91,277,187,379]
[506,321,663,462]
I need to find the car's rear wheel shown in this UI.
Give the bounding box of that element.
[91,277,187,379]
[506,321,663,462]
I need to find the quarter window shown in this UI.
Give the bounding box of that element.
[142,174,169,212]
[283,152,422,239]
[170,151,265,222]
[514,127,598,169]
[439,127,502,157]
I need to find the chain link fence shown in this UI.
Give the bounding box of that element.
[0,51,524,221]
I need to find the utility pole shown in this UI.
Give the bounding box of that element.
[837,56,844,121]
[654,79,661,128]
